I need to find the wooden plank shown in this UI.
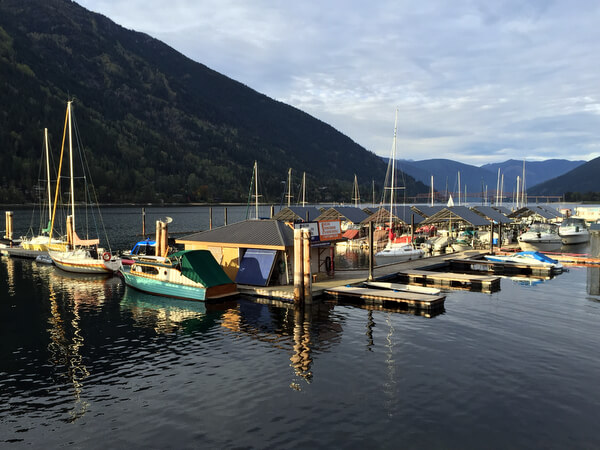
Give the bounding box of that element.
[325,286,445,309]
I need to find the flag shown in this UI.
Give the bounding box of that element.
[447,194,454,207]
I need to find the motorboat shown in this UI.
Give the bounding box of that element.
[120,250,237,301]
[558,217,589,245]
[375,243,424,263]
[484,251,563,273]
[517,223,562,252]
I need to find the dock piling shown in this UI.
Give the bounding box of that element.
[294,228,303,303]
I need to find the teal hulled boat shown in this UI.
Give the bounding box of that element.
[120,250,237,301]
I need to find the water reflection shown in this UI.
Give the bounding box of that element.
[120,286,228,334]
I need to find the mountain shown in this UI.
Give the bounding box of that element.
[393,158,586,197]
[397,159,497,195]
[0,0,427,204]
[481,159,585,191]
[528,157,600,197]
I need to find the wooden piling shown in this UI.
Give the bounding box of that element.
[209,207,213,230]
[294,228,303,303]
[142,208,146,237]
[489,221,494,254]
[270,205,275,218]
[156,220,162,256]
[224,207,228,226]
[4,211,13,241]
[303,229,312,304]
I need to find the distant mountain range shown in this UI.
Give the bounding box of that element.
[395,158,585,196]
[0,0,427,204]
[528,156,600,196]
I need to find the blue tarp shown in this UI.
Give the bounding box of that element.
[235,249,277,286]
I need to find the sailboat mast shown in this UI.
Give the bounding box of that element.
[522,160,526,207]
[302,172,306,207]
[287,168,292,207]
[68,101,75,234]
[390,110,398,231]
[44,128,52,224]
[496,168,501,205]
[516,176,520,209]
[430,175,434,206]
[254,161,259,219]
[458,171,461,206]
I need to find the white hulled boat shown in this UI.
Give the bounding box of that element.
[558,217,589,245]
[517,222,562,252]
[47,101,120,274]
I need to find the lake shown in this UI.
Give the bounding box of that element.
[1,206,600,448]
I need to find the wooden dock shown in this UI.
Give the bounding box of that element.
[325,285,445,310]
[2,247,45,259]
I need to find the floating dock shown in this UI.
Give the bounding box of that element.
[324,285,446,310]
[2,247,45,259]
[394,269,501,293]
[447,258,557,278]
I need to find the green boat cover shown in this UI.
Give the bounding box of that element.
[169,250,233,287]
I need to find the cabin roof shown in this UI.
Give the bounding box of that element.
[315,206,370,224]
[272,206,322,222]
[421,206,491,227]
[471,206,513,224]
[177,219,294,249]
[492,206,513,216]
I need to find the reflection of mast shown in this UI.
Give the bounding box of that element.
[290,306,312,389]
[366,310,374,351]
[46,274,91,422]
[383,314,396,415]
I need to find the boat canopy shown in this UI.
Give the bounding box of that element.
[170,250,233,287]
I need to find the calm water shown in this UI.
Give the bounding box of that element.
[2,206,600,448]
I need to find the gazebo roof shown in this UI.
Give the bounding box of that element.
[361,207,424,225]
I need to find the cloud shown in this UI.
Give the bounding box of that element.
[79,0,600,164]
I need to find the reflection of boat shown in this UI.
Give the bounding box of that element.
[47,101,120,274]
[485,251,563,273]
[120,250,237,301]
[518,223,562,252]
[559,217,590,245]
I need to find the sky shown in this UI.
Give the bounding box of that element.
[77,0,600,166]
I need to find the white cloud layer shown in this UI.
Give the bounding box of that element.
[78,0,600,165]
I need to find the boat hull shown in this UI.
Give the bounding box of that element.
[48,250,113,274]
[559,231,590,245]
[517,240,562,252]
[121,270,208,301]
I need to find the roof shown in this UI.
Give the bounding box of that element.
[315,207,370,224]
[272,206,321,222]
[492,206,513,216]
[421,206,491,227]
[535,205,562,218]
[177,219,294,248]
[361,207,424,225]
[471,206,513,224]
[411,205,444,218]
[342,229,360,239]
[508,206,559,220]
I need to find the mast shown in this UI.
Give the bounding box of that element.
[68,101,75,235]
[44,128,52,226]
[389,110,398,233]
[521,159,527,207]
[372,179,375,208]
[430,175,434,207]
[500,173,504,206]
[516,176,521,209]
[352,174,360,207]
[458,171,461,206]
[496,168,501,205]
[286,168,292,207]
[301,172,306,207]
[254,161,259,219]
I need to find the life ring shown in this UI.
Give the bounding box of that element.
[102,251,111,262]
[325,256,332,273]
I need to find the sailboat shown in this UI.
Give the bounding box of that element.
[375,110,424,262]
[47,101,121,274]
[21,128,68,253]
